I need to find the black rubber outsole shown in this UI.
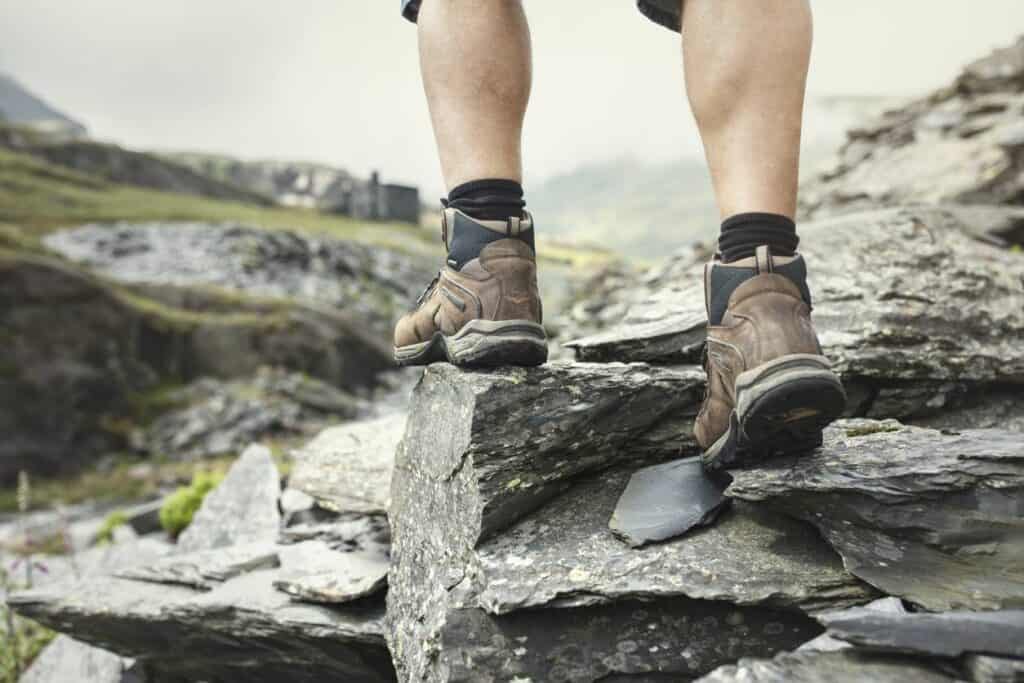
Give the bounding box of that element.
[702,376,846,471]
[394,331,548,368]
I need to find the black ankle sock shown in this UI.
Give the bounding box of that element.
[444,179,525,221]
[718,212,799,263]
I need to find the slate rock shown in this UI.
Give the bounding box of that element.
[609,456,728,547]
[118,542,280,589]
[393,361,706,547]
[289,414,406,515]
[799,597,907,653]
[695,650,958,683]
[800,37,1024,220]
[177,444,281,553]
[388,457,874,681]
[563,208,1024,427]
[43,221,434,337]
[19,635,140,683]
[726,420,1024,611]
[821,609,1024,659]
[274,540,389,605]
[9,570,394,682]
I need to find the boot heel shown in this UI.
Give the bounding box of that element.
[445,320,548,367]
[703,355,845,471]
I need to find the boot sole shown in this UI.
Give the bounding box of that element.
[702,354,846,471]
[394,319,548,368]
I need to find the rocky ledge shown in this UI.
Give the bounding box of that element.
[800,36,1024,228]
[726,420,1024,612]
[385,363,884,682]
[564,206,1024,430]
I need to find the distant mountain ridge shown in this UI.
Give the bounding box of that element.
[0,72,87,139]
[529,95,897,260]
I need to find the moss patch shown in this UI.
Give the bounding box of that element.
[159,471,224,537]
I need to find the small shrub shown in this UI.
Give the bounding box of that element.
[95,509,129,545]
[159,471,223,538]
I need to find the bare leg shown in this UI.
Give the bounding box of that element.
[417,0,532,190]
[682,0,813,219]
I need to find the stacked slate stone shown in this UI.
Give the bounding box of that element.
[11,444,398,683]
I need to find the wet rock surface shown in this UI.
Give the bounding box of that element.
[609,456,728,547]
[800,37,1024,227]
[726,420,1024,611]
[565,207,1024,428]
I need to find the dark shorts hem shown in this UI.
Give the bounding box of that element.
[400,0,681,33]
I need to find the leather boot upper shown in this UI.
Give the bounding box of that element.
[394,209,542,348]
[694,246,822,449]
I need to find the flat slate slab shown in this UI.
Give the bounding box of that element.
[820,609,1024,659]
[726,420,1024,611]
[609,456,728,547]
[118,542,280,589]
[474,468,873,616]
[9,569,393,683]
[273,540,389,605]
[288,414,405,515]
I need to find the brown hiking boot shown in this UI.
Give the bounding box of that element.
[393,208,547,367]
[696,245,846,470]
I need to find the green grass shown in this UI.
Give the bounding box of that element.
[0,147,436,255]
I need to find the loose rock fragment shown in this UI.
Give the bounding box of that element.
[609,456,728,547]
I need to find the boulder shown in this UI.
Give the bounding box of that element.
[565,207,1024,428]
[388,366,875,681]
[393,361,705,544]
[177,444,281,553]
[288,414,407,515]
[726,420,1024,611]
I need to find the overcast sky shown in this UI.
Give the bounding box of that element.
[1,1,1022,197]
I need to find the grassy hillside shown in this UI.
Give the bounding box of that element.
[0,146,436,255]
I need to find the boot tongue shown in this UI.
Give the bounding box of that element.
[705,251,811,326]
